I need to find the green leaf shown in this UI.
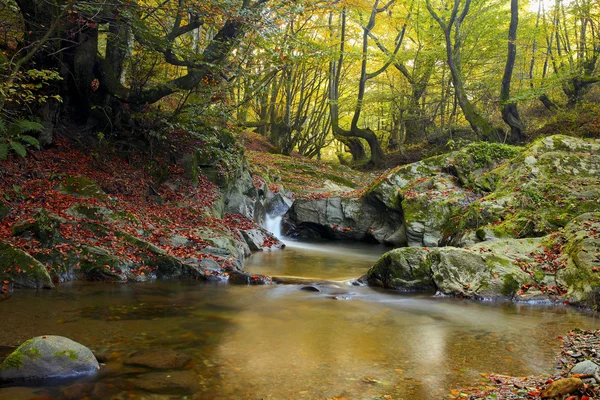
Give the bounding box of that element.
[14,119,44,135]
[9,141,27,157]
[0,143,8,159]
[20,135,40,149]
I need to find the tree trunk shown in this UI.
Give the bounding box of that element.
[501,0,525,141]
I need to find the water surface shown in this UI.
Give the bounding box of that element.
[1,240,599,400]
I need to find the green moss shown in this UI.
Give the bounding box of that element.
[501,274,520,297]
[60,176,107,199]
[12,210,64,246]
[2,351,24,370]
[0,203,9,220]
[23,346,42,359]
[1,339,36,370]
[53,350,78,360]
[0,241,54,288]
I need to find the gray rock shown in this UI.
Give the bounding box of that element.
[228,271,272,285]
[253,198,266,226]
[265,192,294,216]
[0,336,99,384]
[240,228,285,251]
[570,360,599,376]
[125,349,192,369]
[282,196,405,246]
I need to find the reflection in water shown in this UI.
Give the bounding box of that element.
[0,241,599,399]
[245,239,389,280]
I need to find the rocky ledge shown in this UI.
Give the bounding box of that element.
[286,135,600,305]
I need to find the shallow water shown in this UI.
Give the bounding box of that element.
[1,241,599,400]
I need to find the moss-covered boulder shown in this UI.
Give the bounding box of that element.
[58,176,108,199]
[451,135,600,245]
[65,204,116,223]
[363,142,521,247]
[12,210,66,247]
[429,247,531,300]
[555,213,600,306]
[360,247,434,291]
[0,336,99,384]
[0,241,54,289]
[78,245,134,282]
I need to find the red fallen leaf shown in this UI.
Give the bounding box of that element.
[1,285,8,292]
[2,280,8,284]
[528,390,541,396]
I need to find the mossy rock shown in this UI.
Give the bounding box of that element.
[448,135,600,244]
[59,176,107,199]
[0,241,54,289]
[12,210,66,247]
[554,213,600,306]
[429,247,531,300]
[0,203,9,221]
[362,247,434,291]
[0,336,99,384]
[65,204,115,223]
[78,245,132,281]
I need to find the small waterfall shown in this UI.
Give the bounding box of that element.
[265,214,283,239]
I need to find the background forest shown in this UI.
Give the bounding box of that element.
[1,0,598,167]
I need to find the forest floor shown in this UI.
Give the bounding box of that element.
[451,329,600,400]
[243,131,378,196]
[0,132,277,295]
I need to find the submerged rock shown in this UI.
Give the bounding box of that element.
[0,336,99,384]
[125,349,192,369]
[128,370,199,395]
[300,285,321,292]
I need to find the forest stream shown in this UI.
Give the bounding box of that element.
[1,236,600,400]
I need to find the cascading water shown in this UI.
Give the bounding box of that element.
[264,214,283,240]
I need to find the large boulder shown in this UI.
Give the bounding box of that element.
[555,213,600,306]
[0,241,54,289]
[363,244,531,300]
[449,135,600,245]
[365,142,522,247]
[360,247,434,291]
[429,247,531,300]
[282,196,406,246]
[0,336,99,384]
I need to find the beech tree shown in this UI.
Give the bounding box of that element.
[3,0,270,127]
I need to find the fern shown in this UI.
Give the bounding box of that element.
[20,135,40,149]
[9,141,26,157]
[8,119,44,136]
[0,118,44,158]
